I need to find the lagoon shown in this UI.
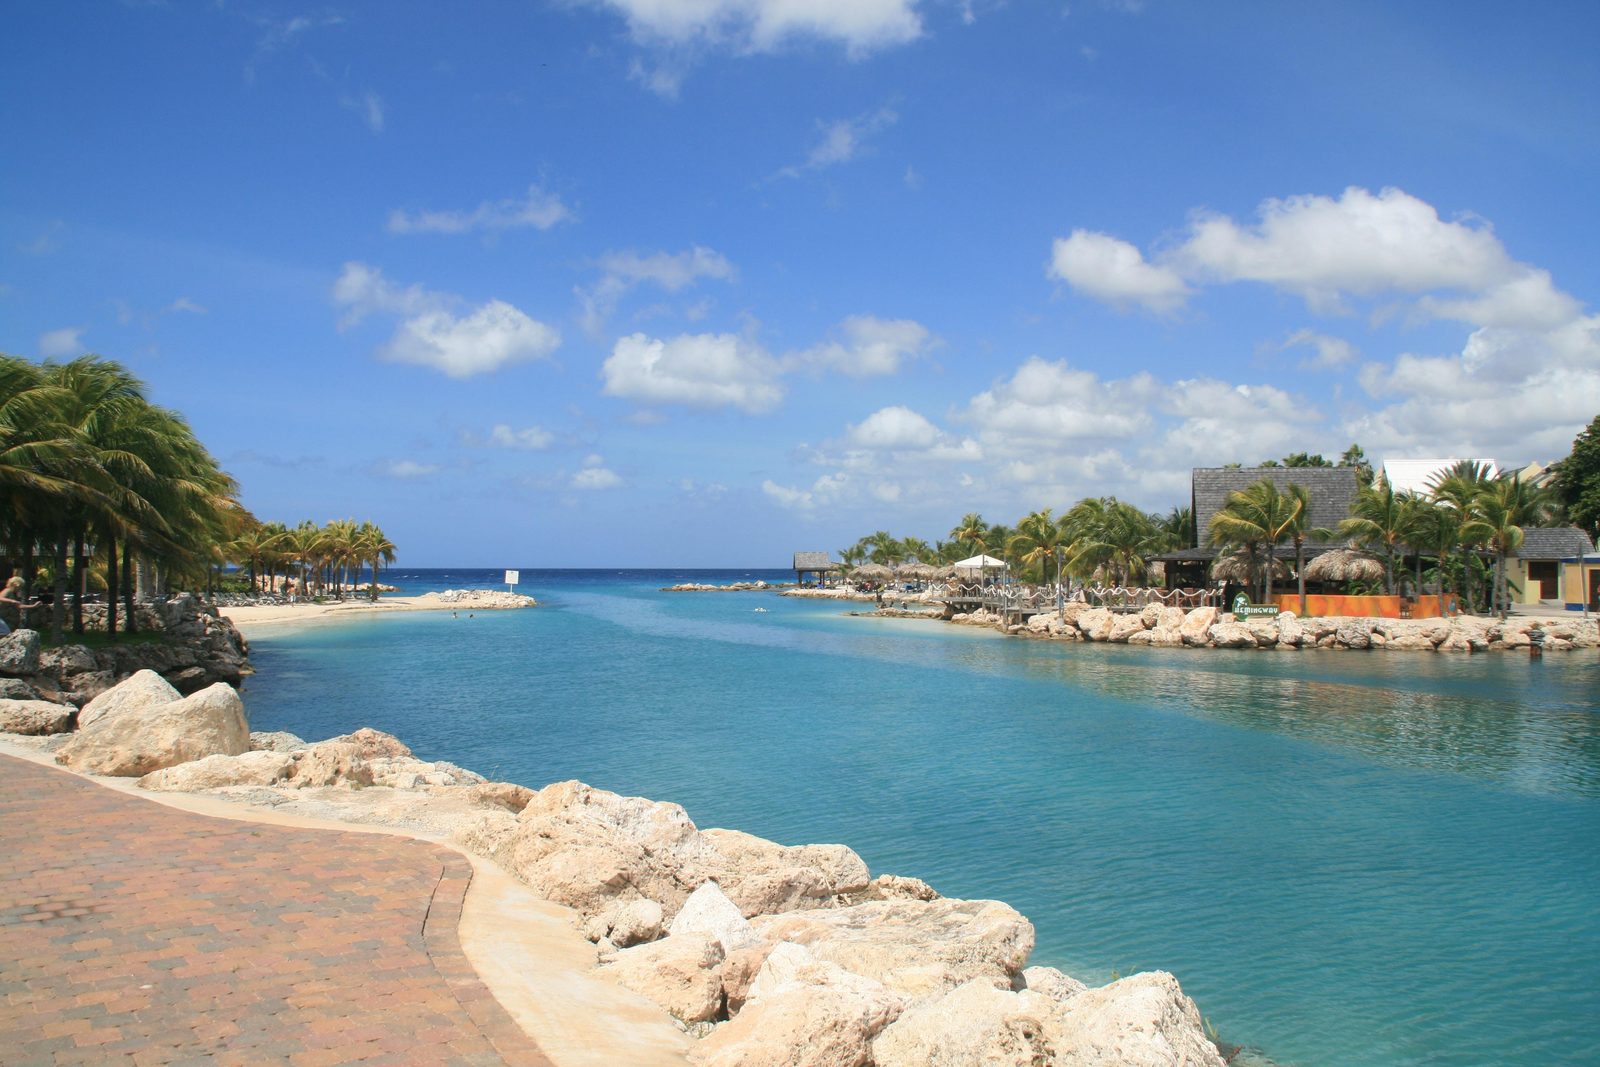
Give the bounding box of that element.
[240,569,1600,1067]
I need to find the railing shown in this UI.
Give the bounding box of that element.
[931,582,1221,616]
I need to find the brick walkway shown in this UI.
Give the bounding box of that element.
[0,755,553,1066]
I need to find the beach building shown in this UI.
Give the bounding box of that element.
[792,551,840,587]
[1508,527,1600,611]
[1150,466,1361,588]
[1382,457,1498,495]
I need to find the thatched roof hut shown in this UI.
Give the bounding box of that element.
[897,562,936,580]
[1209,550,1288,583]
[852,563,895,581]
[1302,548,1386,583]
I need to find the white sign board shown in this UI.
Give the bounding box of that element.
[504,570,520,585]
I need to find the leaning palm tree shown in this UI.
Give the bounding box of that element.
[1463,479,1528,618]
[1209,479,1308,603]
[1338,476,1407,596]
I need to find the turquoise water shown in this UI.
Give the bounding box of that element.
[241,570,1600,1067]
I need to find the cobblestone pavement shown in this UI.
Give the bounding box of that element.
[0,754,553,1066]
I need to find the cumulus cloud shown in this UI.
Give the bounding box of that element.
[485,424,554,450]
[1049,231,1190,313]
[1278,328,1356,370]
[581,0,922,55]
[38,327,86,358]
[787,315,932,376]
[778,106,898,178]
[388,185,573,236]
[847,406,941,449]
[383,459,440,479]
[602,332,784,413]
[332,262,560,378]
[577,246,735,335]
[572,455,622,489]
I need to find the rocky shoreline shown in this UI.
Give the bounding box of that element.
[1,668,1234,1067]
[663,581,796,592]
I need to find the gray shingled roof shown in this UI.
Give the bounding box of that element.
[1514,527,1595,559]
[1192,466,1360,548]
[793,551,839,571]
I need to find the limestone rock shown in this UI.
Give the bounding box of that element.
[1335,622,1371,650]
[1052,971,1225,1067]
[0,629,42,675]
[862,874,939,902]
[1179,608,1217,646]
[1207,623,1255,650]
[584,898,666,948]
[1022,965,1087,1002]
[464,781,535,813]
[38,645,98,678]
[250,730,307,752]
[872,979,1060,1067]
[1108,614,1147,643]
[0,677,41,701]
[138,750,295,791]
[1125,629,1155,646]
[1077,609,1114,642]
[1275,614,1304,647]
[694,943,902,1067]
[329,727,412,759]
[78,669,181,729]
[286,741,374,788]
[1058,602,1094,629]
[670,880,759,952]
[704,828,871,917]
[1138,603,1163,628]
[1245,619,1279,647]
[748,898,1034,1004]
[1155,606,1185,630]
[0,698,75,735]
[600,932,726,1024]
[55,682,249,777]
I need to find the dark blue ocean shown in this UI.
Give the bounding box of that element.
[239,569,1600,1067]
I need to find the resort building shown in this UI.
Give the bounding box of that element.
[1508,527,1600,611]
[1381,457,1498,495]
[792,552,840,587]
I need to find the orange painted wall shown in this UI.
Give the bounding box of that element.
[1270,593,1460,618]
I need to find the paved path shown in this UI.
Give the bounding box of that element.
[0,754,553,1066]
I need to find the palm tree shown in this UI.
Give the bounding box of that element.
[899,536,934,564]
[1338,476,1407,595]
[1411,498,1462,617]
[949,513,988,554]
[353,522,397,602]
[228,518,287,593]
[1430,463,1496,613]
[865,530,904,566]
[1007,509,1061,584]
[1064,497,1161,586]
[1464,478,1529,618]
[1208,479,1308,603]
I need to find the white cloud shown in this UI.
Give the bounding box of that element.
[332,262,560,378]
[573,455,622,489]
[788,315,932,376]
[577,246,736,335]
[601,332,784,413]
[39,327,85,358]
[341,89,384,133]
[582,0,922,55]
[966,357,1162,446]
[166,297,207,315]
[847,406,941,449]
[384,460,440,479]
[388,185,573,236]
[1049,231,1190,313]
[779,106,898,178]
[1279,328,1356,370]
[487,424,554,450]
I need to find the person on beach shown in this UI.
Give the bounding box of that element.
[0,576,42,635]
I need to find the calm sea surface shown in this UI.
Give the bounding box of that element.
[240,569,1600,1067]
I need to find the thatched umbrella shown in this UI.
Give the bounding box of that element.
[932,564,957,580]
[897,562,935,580]
[852,563,894,582]
[1303,548,1386,584]
[1209,549,1288,584]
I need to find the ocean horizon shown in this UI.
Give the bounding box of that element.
[240,568,1600,1067]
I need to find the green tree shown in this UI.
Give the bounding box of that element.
[1282,452,1332,468]
[1554,415,1600,536]
[1463,478,1528,619]
[1006,509,1062,584]
[1338,477,1408,595]
[1208,479,1308,603]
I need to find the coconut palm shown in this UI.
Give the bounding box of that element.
[1429,463,1496,613]
[949,513,989,554]
[1006,509,1062,584]
[1463,478,1528,618]
[353,522,397,602]
[1338,476,1407,596]
[1064,498,1161,586]
[1209,479,1308,603]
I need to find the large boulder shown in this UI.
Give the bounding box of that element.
[328,727,412,759]
[1022,965,1087,1002]
[1206,623,1255,650]
[1076,609,1115,642]
[669,880,758,952]
[55,681,249,777]
[872,979,1061,1067]
[748,898,1035,1005]
[692,943,903,1067]
[0,698,75,735]
[137,751,296,791]
[583,898,666,949]
[1051,971,1225,1067]
[1179,608,1217,646]
[1107,614,1147,643]
[484,780,867,924]
[1334,622,1372,650]
[78,669,181,729]
[0,629,41,675]
[0,677,42,701]
[285,741,375,788]
[599,932,726,1024]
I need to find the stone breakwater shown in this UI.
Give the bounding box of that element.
[0,670,1230,1067]
[0,595,250,710]
[961,602,1600,653]
[663,581,796,592]
[420,589,539,608]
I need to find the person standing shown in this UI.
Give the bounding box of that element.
[0,576,42,635]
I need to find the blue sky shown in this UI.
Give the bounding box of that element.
[5,1,1598,566]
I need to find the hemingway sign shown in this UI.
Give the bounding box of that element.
[1232,593,1280,618]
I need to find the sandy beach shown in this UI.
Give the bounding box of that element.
[221,591,537,636]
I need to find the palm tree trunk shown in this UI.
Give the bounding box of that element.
[72,531,86,635]
[1496,549,1509,619]
[1262,544,1276,604]
[104,525,119,639]
[1437,547,1448,616]
[51,533,68,644]
[1384,548,1396,596]
[1297,540,1307,616]
[122,538,138,634]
